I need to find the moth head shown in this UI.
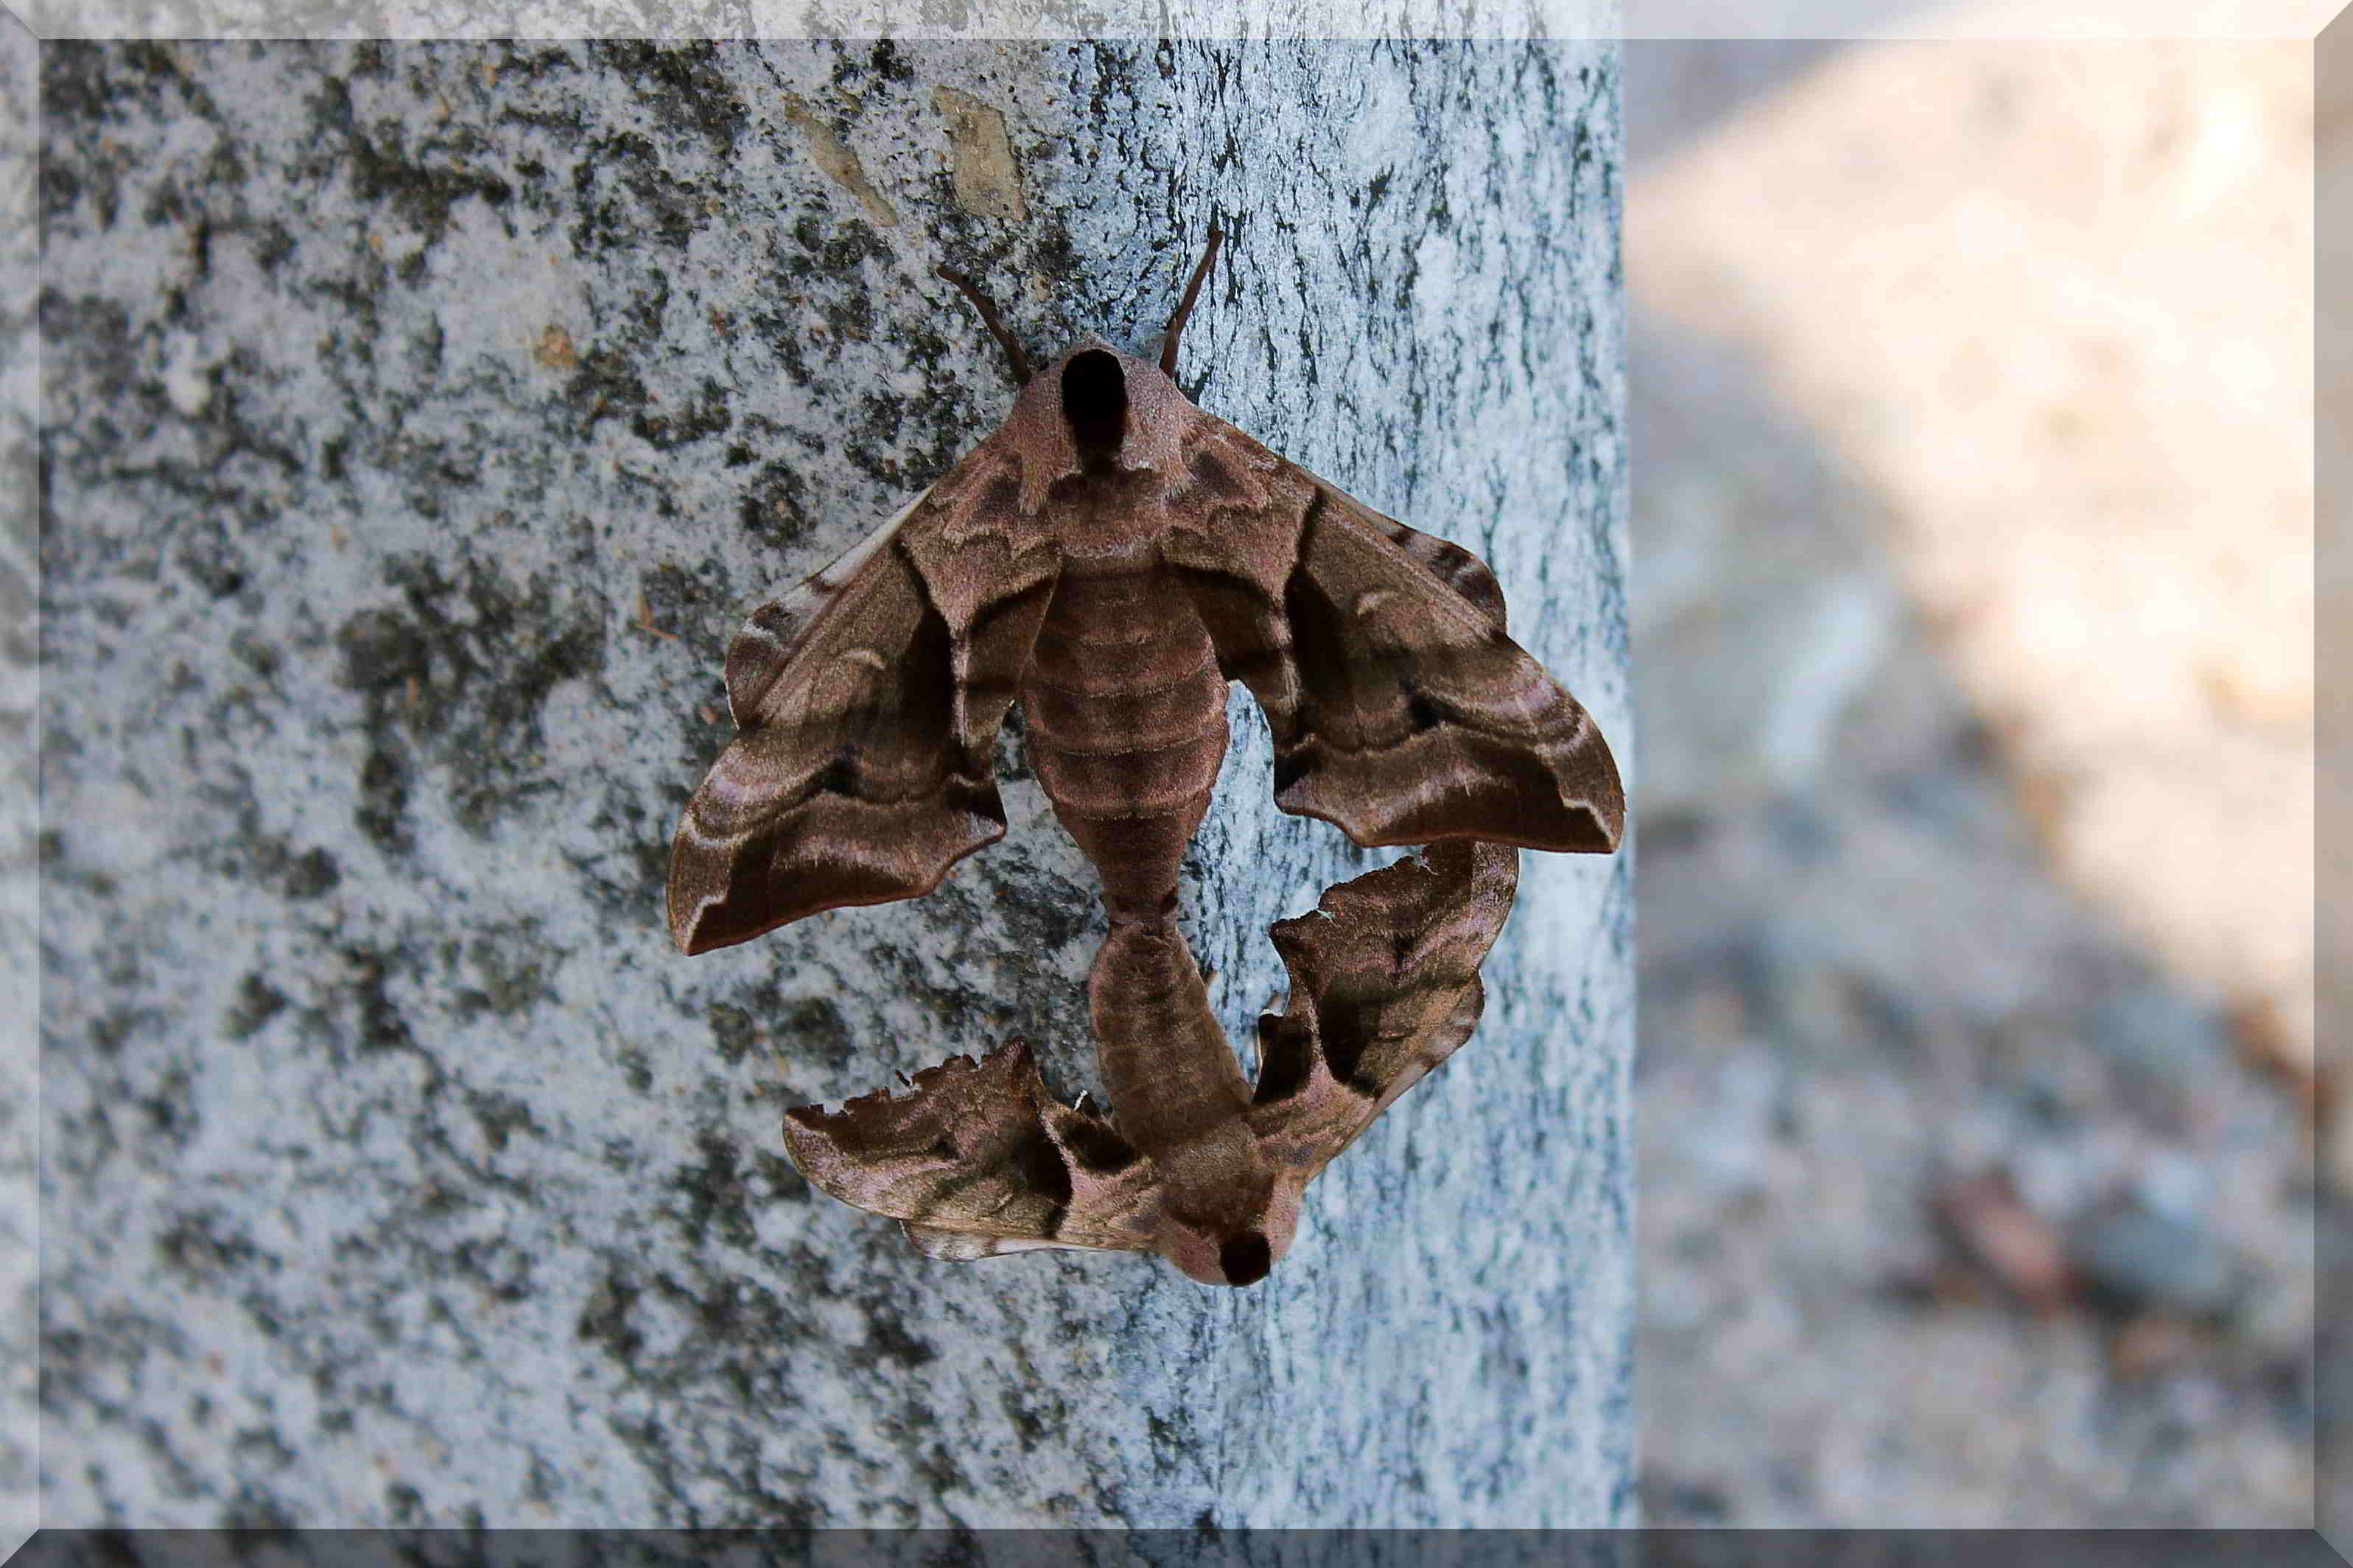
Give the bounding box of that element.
[1154,1178,1304,1288]
[1007,337,1191,503]
[1056,339,1132,453]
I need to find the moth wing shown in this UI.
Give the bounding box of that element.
[668,451,1059,954]
[1356,511,1511,630]
[897,1223,1073,1261]
[1161,422,1622,852]
[782,1040,1165,1258]
[1246,840,1519,1181]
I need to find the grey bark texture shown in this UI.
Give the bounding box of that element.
[38,40,1630,1528]
[4,13,38,1564]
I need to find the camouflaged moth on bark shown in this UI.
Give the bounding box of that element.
[667,229,1624,1285]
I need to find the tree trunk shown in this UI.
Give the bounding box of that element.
[2,13,38,1566]
[37,38,1630,1527]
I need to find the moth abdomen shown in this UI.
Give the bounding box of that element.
[1019,552,1233,918]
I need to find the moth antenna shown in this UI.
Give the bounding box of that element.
[1159,222,1225,378]
[936,265,1035,386]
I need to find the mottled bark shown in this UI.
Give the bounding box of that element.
[3,14,38,1566]
[37,40,1630,1527]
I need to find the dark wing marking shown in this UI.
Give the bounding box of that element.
[1246,840,1519,1182]
[1161,420,1623,853]
[1364,513,1510,629]
[668,464,1059,954]
[782,1040,1163,1256]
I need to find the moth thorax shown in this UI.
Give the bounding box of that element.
[1151,1127,1293,1286]
[1060,348,1129,455]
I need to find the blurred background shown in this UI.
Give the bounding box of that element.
[1625,35,2326,1525]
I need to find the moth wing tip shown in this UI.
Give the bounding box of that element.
[1579,794,1627,853]
[667,896,721,954]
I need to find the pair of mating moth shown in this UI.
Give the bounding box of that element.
[665,231,1622,1286]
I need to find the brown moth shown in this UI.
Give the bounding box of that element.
[783,839,1519,1285]
[667,228,1623,1284]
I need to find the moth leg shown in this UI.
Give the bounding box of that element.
[936,265,1034,386]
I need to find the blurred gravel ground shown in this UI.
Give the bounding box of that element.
[1627,38,2318,1527]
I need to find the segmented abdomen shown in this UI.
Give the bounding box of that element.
[1018,549,1230,921]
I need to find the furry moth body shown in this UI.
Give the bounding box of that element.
[667,231,1624,1284]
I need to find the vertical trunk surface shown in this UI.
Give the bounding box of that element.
[37,38,1630,1527]
[2,13,38,1565]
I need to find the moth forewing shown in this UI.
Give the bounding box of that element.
[1138,407,1621,858]
[665,453,1060,954]
[780,1039,1163,1257]
[717,486,930,725]
[899,1223,1076,1260]
[1245,841,1521,1183]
